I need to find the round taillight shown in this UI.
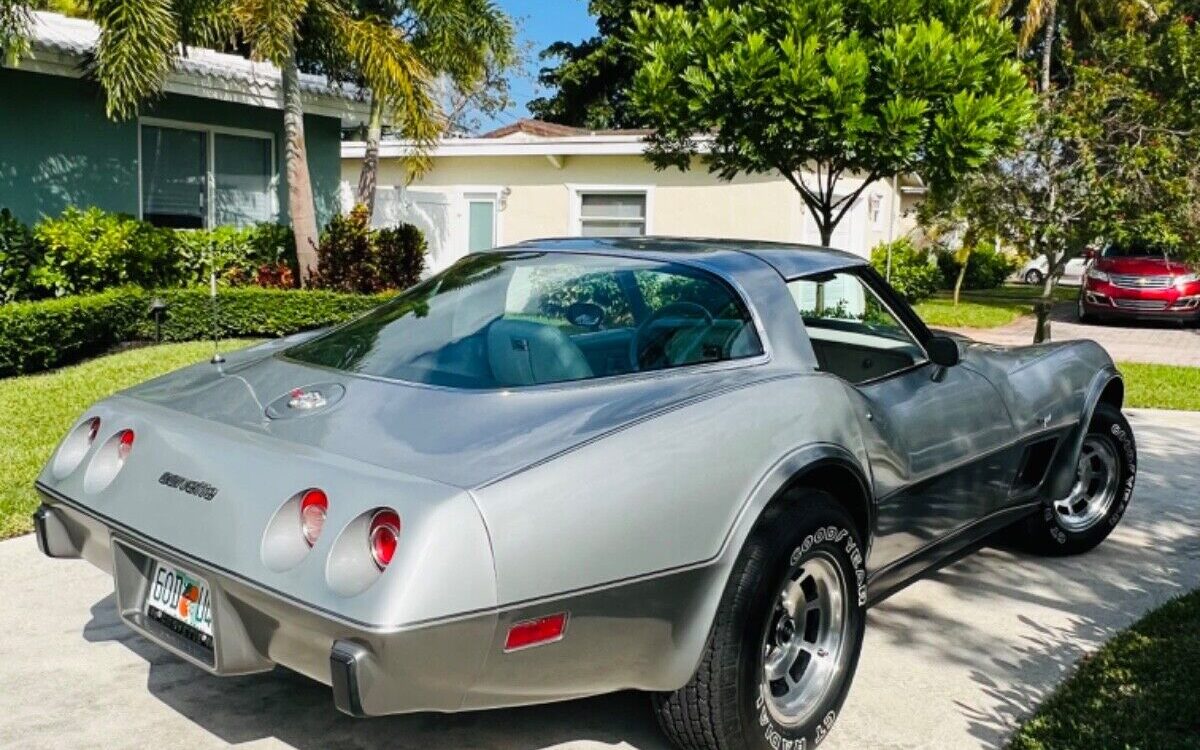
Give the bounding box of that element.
[300,489,328,547]
[52,417,102,479]
[116,429,135,462]
[368,509,401,570]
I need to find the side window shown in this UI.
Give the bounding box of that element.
[788,272,926,384]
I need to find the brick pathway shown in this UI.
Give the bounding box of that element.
[947,302,1200,366]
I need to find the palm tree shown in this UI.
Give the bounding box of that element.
[83,0,441,284]
[993,0,1157,93]
[353,0,515,215]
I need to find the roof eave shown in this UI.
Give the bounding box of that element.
[9,43,370,123]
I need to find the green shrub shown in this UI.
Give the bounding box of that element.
[870,239,941,302]
[0,287,386,377]
[374,222,427,290]
[31,207,182,296]
[138,287,387,341]
[937,243,1016,291]
[173,223,298,286]
[311,205,427,293]
[0,206,301,302]
[0,209,39,303]
[0,288,145,376]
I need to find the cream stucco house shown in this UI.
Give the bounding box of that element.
[340,119,925,273]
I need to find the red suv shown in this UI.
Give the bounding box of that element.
[1079,242,1200,324]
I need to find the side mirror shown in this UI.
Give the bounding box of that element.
[927,335,960,368]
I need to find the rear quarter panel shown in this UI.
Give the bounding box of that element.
[470,374,869,606]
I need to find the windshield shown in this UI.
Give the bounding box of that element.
[1102,242,1173,259]
[286,252,764,389]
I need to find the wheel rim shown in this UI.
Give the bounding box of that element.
[759,551,848,728]
[1054,435,1120,533]
[1026,270,1042,284]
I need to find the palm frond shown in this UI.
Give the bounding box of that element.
[232,0,308,65]
[1018,0,1053,51]
[174,0,236,51]
[87,0,178,119]
[0,0,34,66]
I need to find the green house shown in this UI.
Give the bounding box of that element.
[0,11,367,229]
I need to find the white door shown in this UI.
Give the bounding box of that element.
[466,195,498,253]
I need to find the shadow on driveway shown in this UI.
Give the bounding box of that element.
[82,592,669,749]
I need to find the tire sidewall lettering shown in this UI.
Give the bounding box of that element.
[757,524,864,749]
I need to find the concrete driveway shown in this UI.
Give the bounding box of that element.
[949,302,1200,366]
[2,409,1198,750]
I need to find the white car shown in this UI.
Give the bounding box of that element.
[1018,255,1089,286]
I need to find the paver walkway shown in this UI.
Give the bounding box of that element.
[947,302,1200,365]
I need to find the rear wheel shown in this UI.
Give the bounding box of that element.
[653,493,867,750]
[1025,269,1044,285]
[1018,402,1136,555]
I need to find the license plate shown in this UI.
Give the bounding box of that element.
[145,560,214,648]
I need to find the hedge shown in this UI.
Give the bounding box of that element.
[0,287,388,377]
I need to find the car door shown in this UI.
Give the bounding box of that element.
[1061,256,1087,285]
[787,270,1019,572]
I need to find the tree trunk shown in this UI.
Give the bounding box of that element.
[1039,0,1057,95]
[953,260,968,306]
[281,49,320,286]
[818,220,833,248]
[1034,257,1056,343]
[356,95,384,217]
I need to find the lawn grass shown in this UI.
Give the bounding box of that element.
[915,297,1030,328]
[1118,362,1200,411]
[1009,589,1200,750]
[0,340,258,540]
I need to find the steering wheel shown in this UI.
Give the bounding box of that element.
[630,301,714,371]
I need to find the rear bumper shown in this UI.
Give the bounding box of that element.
[33,495,496,716]
[34,488,719,716]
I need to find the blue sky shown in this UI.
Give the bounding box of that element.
[480,0,598,132]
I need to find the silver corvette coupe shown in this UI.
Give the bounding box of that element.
[34,238,1135,750]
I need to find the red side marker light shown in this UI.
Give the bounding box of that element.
[504,613,568,652]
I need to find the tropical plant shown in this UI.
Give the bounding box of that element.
[0,208,39,302]
[353,0,516,215]
[310,204,426,293]
[31,207,177,296]
[0,0,31,64]
[77,0,449,285]
[627,0,1036,247]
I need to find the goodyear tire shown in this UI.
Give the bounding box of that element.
[654,492,867,750]
[1021,402,1136,556]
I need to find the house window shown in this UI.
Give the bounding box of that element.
[578,192,647,236]
[140,122,276,229]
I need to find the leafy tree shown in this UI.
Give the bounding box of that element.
[627,0,1035,247]
[528,0,703,129]
[950,18,1200,341]
[0,0,31,64]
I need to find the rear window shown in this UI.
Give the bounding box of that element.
[285,252,763,389]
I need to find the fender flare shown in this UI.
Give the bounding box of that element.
[660,443,873,688]
[1044,365,1123,500]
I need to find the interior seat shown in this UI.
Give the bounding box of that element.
[487,318,594,387]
